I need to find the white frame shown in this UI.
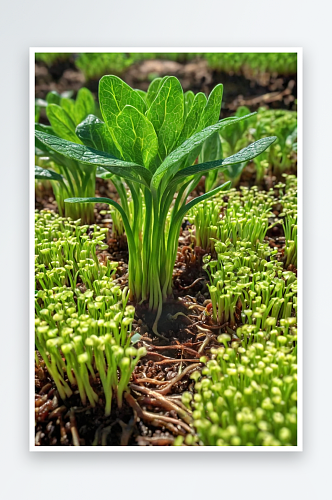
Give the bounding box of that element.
[30,47,302,452]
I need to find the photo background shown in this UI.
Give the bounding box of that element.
[0,0,330,498]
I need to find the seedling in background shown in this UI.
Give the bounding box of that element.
[252,108,297,179]
[204,52,297,77]
[35,88,98,224]
[36,52,297,82]
[35,75,276,333]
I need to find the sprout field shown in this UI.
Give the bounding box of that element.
[34,52,298,447]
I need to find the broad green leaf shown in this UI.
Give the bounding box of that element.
[35,165,63,182]
[175,92,207,148]
[146,76,184,160]
[74,88,95,125]
[113,105,158,170]
[198,84,223,130]
[145,76,169,110]
[46,91,61,105]
[35,123,56,153]
[94,166,146,185]
[146,78,162,108]
[60,97,75,121]
[46,104,80,143]
[75,114,120,157]
[184,90,195,119]
[135,89,147,102]
[172,136,277,181]
[99,75,146,132]
[35,130,152,186]
[152,113,256,192]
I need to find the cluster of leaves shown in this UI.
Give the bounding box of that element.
[36,52,297,81]
[177,325,297,446]
[35,88,97,224]
[35,75,275,333]
[35,210,146,415]
[188,184,276,252]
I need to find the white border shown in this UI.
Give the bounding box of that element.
[30,47,302,452]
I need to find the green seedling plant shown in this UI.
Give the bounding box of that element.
[36,285,146,416]
[251,108,297,180]
[175,189,297,447]
[35,210,115,292]
[35,210,146,416]
[35,88,98,224]
[203,238,297,329]
[177,324,297,446]
[187,195,223,250]
[35,75,276,333]
[188,184,276,252]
